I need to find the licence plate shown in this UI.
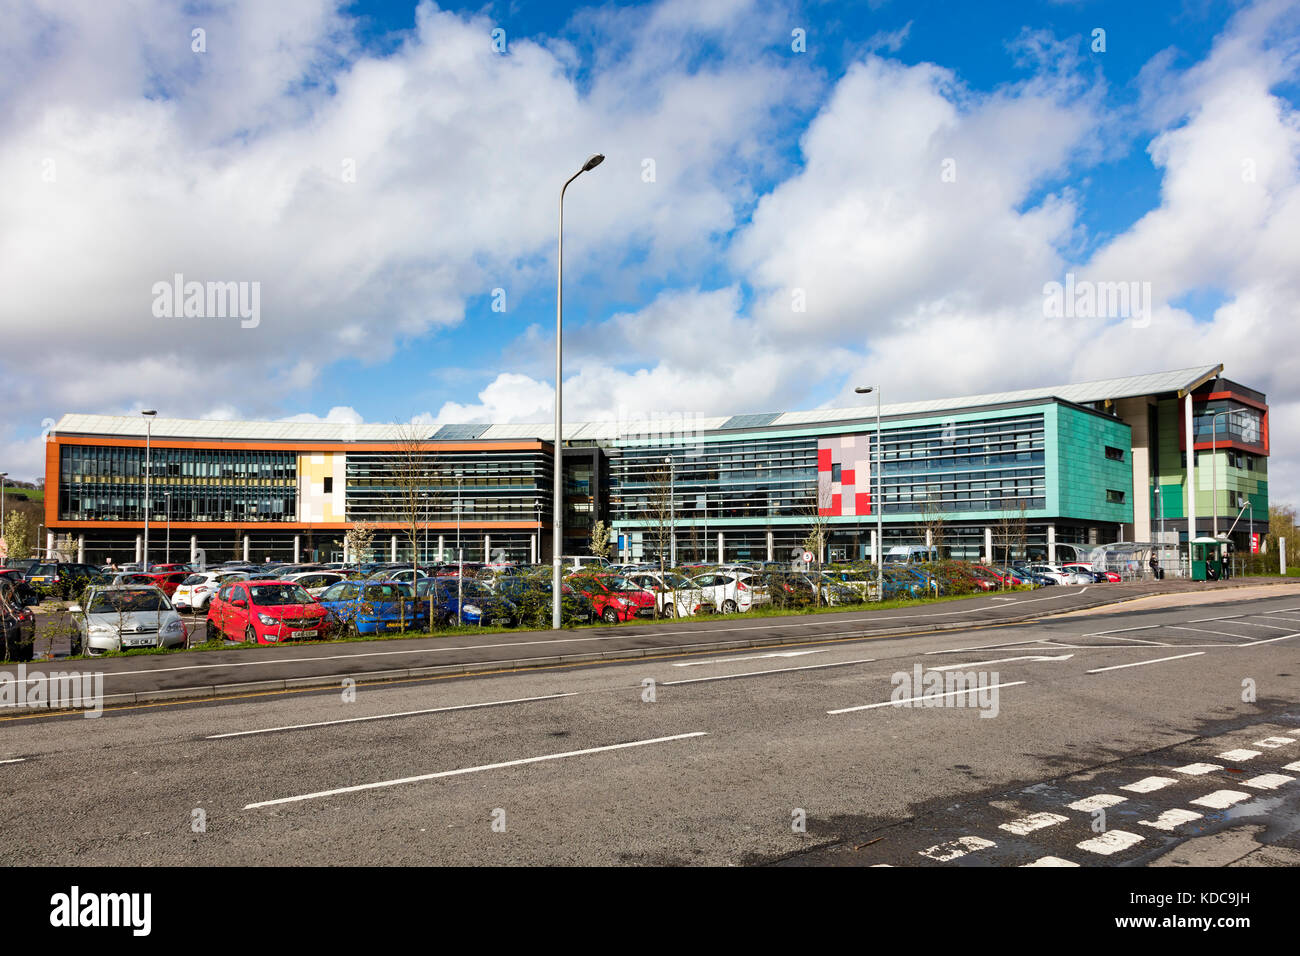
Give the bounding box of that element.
[384,622,401,630]
[290,630,313,639]
[124,638,155,647]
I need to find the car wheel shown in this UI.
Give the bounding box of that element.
[245,626,258,645]
[601,606,619,624]
[723,599,738,614]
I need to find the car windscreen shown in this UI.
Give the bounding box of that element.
[248,584,313,605]
[181,574,207,585]
[87,590,169,614]
[362,584,405,600]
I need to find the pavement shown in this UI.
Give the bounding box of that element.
[18,576,1298,711]
[1,582,1298,866]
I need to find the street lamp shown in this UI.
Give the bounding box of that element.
[141,410,156,573]
[455,470,464,626]
[164,491,171,564]
[421,493,430,565]
[663,456,675,567]
[0,473,8,550]
[855,386,884,603]
[553,152,605,629]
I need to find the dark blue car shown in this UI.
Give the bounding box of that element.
[415,578,517,627]
[317,580,424,634]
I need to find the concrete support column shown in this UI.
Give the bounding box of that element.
[48,531,56,559]
[669,532,677,567]
[716,531,724,564]
[766,530,774,562]
[1185,393,1197,541]
[984,527,993,564]
[135,534,142,563]
[1047,523,1056,565]
[484,534,491,563]
[870,529,878,564]
[387,535,395,562]
[925,529,933,547]
[77,535,85,564]
[190,535,198,564]
[530,534,537,565]
[243,535,250,563]
[293,535,301,563]
[438,534,446,563]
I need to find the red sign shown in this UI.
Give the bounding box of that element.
[1251,533,1260,554]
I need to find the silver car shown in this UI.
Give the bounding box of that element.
[70,586,188,656]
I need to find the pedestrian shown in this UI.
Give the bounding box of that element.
[1148,553,1161,580]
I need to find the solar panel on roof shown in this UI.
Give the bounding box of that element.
[721,412,779,430]
[432,424,490,440]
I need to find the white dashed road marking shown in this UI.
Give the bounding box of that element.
[1023,856,1079,867]
[1216,749,1262,762]
[999,812,1069,835]
[1077,830,1143,856]
[243,731,710,809]
[1253,737,1295,749]
[826,680,1024,714]
[1121,776,1177,794]
[1172,763,1222,775]
[1086,652,1203,674]
[1140,809,1203,832]
[1068,794,1126,812]
[1285,762,1300,772]
[1241,773,1294,790]
[918,836,995,862]
[1190,790,1252,809]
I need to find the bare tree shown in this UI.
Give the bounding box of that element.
[797,476,835,607]
[643,463,674,618]
[386,423,441,627]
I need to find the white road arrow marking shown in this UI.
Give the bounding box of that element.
[930,654,1073,671]
[671,650,829,667]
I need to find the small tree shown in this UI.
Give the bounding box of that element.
[2,511,32,561]
[345,522,377,564]
[589,520,612,562]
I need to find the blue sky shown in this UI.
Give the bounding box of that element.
[2,0,1299,501]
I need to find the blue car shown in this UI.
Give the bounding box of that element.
[316,580,424,634]
[416,578,518,627]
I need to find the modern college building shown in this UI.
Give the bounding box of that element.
[43,364,1269,567]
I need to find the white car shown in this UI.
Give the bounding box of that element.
[173,570,249,611]
[1025,564,1091,586]
[690,571,762,614]
[284,571,347,597]
[622,571,705,616]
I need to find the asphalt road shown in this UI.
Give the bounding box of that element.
[2,586,1298,866]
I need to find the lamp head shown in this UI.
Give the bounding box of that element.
[582,153,605,172]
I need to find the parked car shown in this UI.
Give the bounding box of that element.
[689,571,760,614]
[569,574,656,623]
[317,580,425,634]
[26,563,107,599]
[0,580,37,661]
[489,576,595,627]
[1,558,39,577]
[561,555,612,573]
[173,570,250,611]
[70,585,188,655]
[622,570,705,616]
[0,568,39,607]
[413,578,515,628]
[206,580,330,645]
[1025,564,1091,585]
[283,571,347,597]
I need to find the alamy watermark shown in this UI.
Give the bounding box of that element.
[151,273,260,328]
[890,664,1002,718]
[0,665,104,717]
[1042,273,1151,328]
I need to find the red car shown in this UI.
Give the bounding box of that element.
[571,574,656,624]
[207,579,330,644]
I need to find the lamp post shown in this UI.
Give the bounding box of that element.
[855,386,884,603]
[164,491,171,564]
[0,472,7,550]
[455,471,464,626]
[553,152,605,629]
[664,455,674,567]
[421,493,430,565]
[141,410,156,573]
